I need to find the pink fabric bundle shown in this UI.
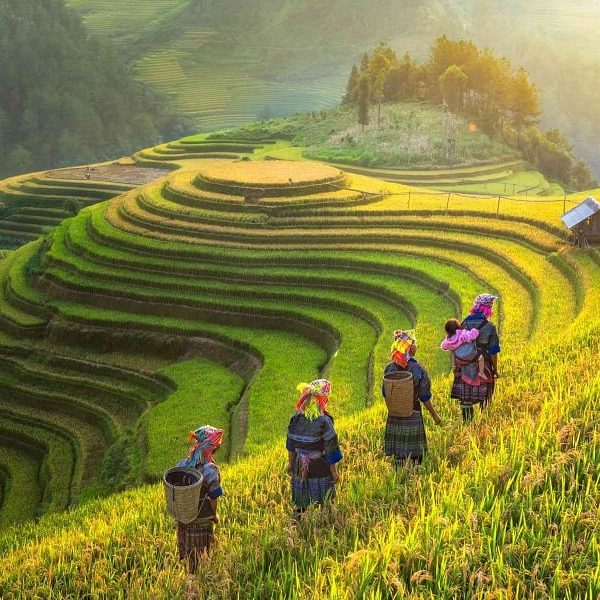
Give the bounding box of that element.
[440,328,479,351]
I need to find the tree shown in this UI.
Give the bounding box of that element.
[0,108,6,159]
[357,76,370,131]
[343,65,359,105]
[428,36,478,100]
[4,145,33,176]
[439,65,468,111]
[545,128,571,152]
[571,160,596,190]
[368,43,395,126]
[0,0,185,179]
[509,67,540,135]
[383,53,420,102]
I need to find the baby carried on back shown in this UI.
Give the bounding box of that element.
[441,319,487,385]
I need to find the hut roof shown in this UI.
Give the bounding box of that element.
[561,196,600,229]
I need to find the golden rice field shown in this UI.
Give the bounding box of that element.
[0,146,597,599]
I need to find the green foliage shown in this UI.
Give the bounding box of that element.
[357,76,371,131]
[345,38,591,188]
[0,0,186,179]
[439,65,468,112]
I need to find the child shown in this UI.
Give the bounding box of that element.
[441,318,486,382]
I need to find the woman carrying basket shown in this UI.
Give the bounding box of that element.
[452,293,501,423]
[175,425,224,573]
[382,330,442,466]
[286,379,343,518]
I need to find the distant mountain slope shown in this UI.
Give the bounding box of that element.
[0,0,185,179]
[69,0,600,176]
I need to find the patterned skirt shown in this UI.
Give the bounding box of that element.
[177,519,214,566]
[291,475,335,508]
[451,366,496,407]
[384,411,427,460]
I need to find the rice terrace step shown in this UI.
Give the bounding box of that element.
[0,4,598,597]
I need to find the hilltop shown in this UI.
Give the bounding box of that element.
[0,128,598,596]
[68,0,600,177]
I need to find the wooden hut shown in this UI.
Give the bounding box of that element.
[561,197,600,246]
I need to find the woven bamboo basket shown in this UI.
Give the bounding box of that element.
[383,371,414,417]
[163,467,204,524]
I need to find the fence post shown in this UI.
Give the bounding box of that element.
[496,195,501,216]
[445,192,451,214]
[407,191,411,209]
[563,193,567,214]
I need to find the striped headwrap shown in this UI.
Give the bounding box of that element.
[296,379,331,420]
[471,293,498,318]
[177,425,224,468]
[390,329,416,367]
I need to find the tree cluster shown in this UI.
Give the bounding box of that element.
[344,38,595,189]
[0,0,188,178]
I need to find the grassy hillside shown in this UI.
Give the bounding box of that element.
[0,127,597,596]
[217,104,519,165]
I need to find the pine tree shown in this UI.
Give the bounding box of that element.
[357,76,370,131]
[343,65,359,105]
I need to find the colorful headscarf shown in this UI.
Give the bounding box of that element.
[177,425,223,468]
[390,329,416,367]
[471,293,498,318]
[296,379,331,419]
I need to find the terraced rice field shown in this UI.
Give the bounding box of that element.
[0,150,597,598]
[67,0,189,42]
[134,45,345,131]
[0,165,169,250]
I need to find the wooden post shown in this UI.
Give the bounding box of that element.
[563,193,567,214]
[496,195,501,216]
[407,191,411,209]
[445,192,451,214]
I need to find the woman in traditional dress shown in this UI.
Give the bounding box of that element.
[286,379,343,517]
[452,293,501,422]
[175,425,224,573]
[382,331,442,466]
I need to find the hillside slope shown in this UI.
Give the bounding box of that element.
[0,132,598,597]
[0,0,184,179]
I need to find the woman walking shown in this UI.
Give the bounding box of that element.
[286,379,343,518]
[452,293,501,422]
[382,330,442,466]
[175,425,224,573]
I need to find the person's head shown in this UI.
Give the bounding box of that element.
[390,329,416,367]
[186,425,224,465]
[470,293,498,318]
[296,379,331,419]
[445,318,460,336]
